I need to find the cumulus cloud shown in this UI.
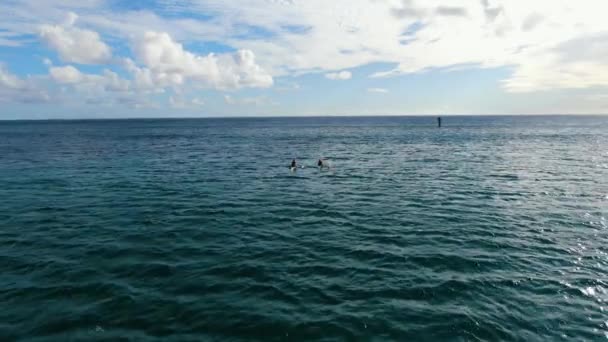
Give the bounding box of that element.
[0,64,50,104]
[38,62,152,108]
[133,31,273,90]
[325,71,352,80]
[368,88,388,93]
[49,65,130,94]
[121,58,179,91]
[50,65,83,83]
[39,12,111,64]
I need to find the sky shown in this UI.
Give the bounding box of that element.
[1,0,608,119]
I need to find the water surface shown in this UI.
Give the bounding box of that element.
[1,116,607,341]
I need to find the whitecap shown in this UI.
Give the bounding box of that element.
[582,287,596,296]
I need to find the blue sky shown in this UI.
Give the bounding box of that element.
[1,0,607,119]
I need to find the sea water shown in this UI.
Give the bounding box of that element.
[1,116,607,340]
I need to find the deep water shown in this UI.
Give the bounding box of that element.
[1,116,608,341]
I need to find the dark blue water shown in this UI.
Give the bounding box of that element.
[1,116,608,341]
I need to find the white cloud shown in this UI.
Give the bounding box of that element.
[186,0,608,93]
[39,12,111,64]
[64,11,79,27]
[50,65,83,83]
[368,88,388,93]
[502,33,608,92]
[122,58,179,91]
[0,64,50,104]
[1,0,608,112]
[49,65,129,91]
[102,70,130,92]
[134,31,273,90]
[363,0,608,92]
[0,64,25,89]
[325,71,352,80]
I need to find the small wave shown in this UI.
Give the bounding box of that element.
[581,286,608,302]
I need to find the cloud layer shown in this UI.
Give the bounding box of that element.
[20,13,275,107]
[0,0,607,113]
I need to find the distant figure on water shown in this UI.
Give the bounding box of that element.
[437,116,442,128]
[291,159,297,168]
[318,158,329,169]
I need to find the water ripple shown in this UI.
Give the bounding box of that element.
[1,116,607,340]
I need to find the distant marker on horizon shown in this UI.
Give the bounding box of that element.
[437,116,442,128]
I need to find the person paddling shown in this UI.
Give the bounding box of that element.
[291,159,297,168]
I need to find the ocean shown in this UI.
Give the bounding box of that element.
[1,115,607,341]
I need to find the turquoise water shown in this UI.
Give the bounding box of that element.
[1,116,608,341]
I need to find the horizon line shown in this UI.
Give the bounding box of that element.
[1,113,608,121]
